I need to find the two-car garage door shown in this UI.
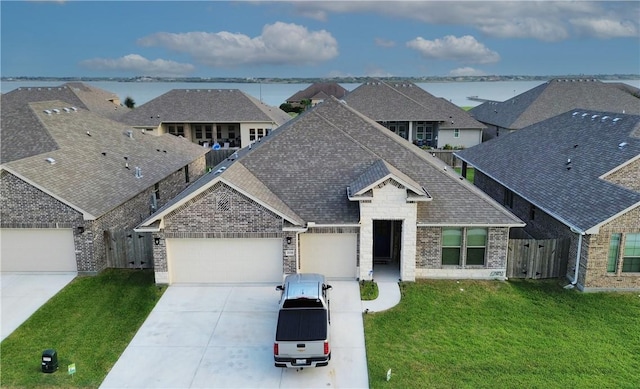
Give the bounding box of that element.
[0,228,77,272]
[167,238,283,284]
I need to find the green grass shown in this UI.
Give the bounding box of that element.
[0,269,165,388]
[360,280,379,300]
[364,279,640,389]
[454,166,474,182]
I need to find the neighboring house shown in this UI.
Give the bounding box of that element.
[135,97,523,285]
[118,89,291,149]
[456,109,640,291]
[0,96,208,274]
[470,78,640,140]
[342,80,486,149]
[285,82,349,108]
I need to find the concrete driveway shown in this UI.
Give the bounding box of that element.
[100,281,368,388]
[1,272,77,341]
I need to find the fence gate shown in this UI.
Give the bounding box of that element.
[507,238,569,279]
[104,229,154,269]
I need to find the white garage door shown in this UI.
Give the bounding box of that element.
[299,233,357,279]
[167,238,283,284]
[0,228,77,272]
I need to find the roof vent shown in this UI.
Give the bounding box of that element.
[126,130,133,138]
[71,107,78,111]
[52,109,60,114]
[63,107,71,113]
[618,142,628,149]
[134,167,143,178]
[613,118,621,122]
[44,110,52,115]
[581,113,589,118]
[45,157,56,164]
[591,115,600,120]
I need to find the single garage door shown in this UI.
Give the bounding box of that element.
[299,233,357,279]
[167,238,282,283]
[0,228,77,272]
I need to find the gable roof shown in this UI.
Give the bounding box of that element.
[2,100,208,220]
[343,80,485,129]
[286,82,348,103]
[348,159,431,201]
[141,97,522,228]
[470,78,640,130]
[456,109,640,234]
[118,88,291,127]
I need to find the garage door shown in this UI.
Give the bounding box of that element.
[299,233,357,279]
[0,228,77,272]
[167,238,282,283]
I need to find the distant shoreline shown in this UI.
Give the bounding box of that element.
[2,74,639,84]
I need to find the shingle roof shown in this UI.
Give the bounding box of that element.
[140,97,522,228]
[1,83,131,163]
[286,82,348,103]
[2,100,208,219]
[456,109,640,233]
[342,80,485,129]
[348,159,429,200]
[470,78,640,130]
[118,88,291,127]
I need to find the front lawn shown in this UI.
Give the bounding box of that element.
[364,279,639,388]
[0,269,164,388]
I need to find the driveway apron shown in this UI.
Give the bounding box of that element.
[100,281,368,388]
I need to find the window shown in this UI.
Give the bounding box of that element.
[503,189,514,208]
[184,165,190,183]
[249,128,256,141]
[442,228,462,265]
[154,183,160,200]
[466,228,487,265]
[622,233,640,272]
[216,125,222,139]
[194,125,203,139]
[530,205,536,221]
[607,233,621,273]
[454,129,460,138]
[168,125,184,137]
[205,125,213,139]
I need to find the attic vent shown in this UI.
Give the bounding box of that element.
[613,118,621,122]
[71,107,78,111]
[619,142,628,149]
[45,157,56,164]
[44,110,52,115]
[52,109,60,114]
[591,115,600,120]
[63,107,71,113]
[217,192,231,212]
[601,116,610,121]
[581,113,589,118]
[126,130,133,138]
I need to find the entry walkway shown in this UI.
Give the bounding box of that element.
[361,264,401,313]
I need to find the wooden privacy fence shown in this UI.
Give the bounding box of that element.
[427,149,461,167]
[105,229,154,269]
[507,238,570,279]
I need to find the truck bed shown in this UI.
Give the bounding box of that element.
[275,309,328,342]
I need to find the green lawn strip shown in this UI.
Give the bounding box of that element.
[454,167,474,182]
[364,279,639,389]
[359,280,379,300]
[0,269,165,388]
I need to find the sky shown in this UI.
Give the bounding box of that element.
[1,1,639,78]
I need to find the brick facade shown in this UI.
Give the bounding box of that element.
[1,156,206,274]
[474,170,640,291]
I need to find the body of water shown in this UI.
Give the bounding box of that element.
[2,79,638,109]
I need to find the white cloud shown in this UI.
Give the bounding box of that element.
[137,22,338,67]
[288,1,639,41]
[375,38,396,48]
[407,35,500,64]
[570,18,638,39]
[449,67,486,77]
[80,54,195,77]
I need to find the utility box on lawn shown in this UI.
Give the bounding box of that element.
[42,349,58,373]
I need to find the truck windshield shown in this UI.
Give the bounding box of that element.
[282,298,324,309]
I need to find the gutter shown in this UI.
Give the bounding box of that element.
[567,227,586,288]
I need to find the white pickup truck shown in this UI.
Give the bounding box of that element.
[273,273,332,368]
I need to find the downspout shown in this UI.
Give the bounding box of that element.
[568,228,585,287]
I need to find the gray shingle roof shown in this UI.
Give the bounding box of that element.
[286,82,348,103]
[118,89,291,127]
[456,109,640,233]
[342,80,486,129]
[348,159,429,200]
[141,97,521,228]
[470,78,640,130]
[2,100,208,219]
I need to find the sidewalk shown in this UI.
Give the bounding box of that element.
[361,265,401,313]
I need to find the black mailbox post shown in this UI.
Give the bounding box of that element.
[42,349,58,373]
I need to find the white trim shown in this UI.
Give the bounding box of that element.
[584,201,640,235]
[417,222,525,228]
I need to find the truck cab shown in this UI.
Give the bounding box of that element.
[274,273,332,368]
